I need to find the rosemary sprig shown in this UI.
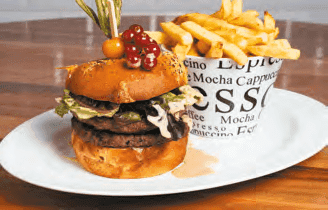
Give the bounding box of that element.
[96,0,110,36]
[75,0,100,27]
[75,0,122,38]
[113,0,122,30]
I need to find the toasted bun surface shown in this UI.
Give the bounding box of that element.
[71,130,188,179]
[65,52,187,104]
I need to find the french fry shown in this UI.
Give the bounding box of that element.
[177,13,234,31]
[274,27,279,39]
[172,15,189,25]
[167,0,300,63]
[223,42,249,64]
[180,21,248,65]
[213,28,265,47]
[268,39,291,49]
[180,21,225,45]
[241,10,259,17]
[196,40,211,54]
[206,42,223,58]
[264,11,275,32]
[187,43,201,56]
[144,31,178,49]
[255,18,265,29]
[144,31,168,45]
[212,29,248,51]
[211,0,232,20]
[228,13,264,31]
[229,0,243,19]
[173,43,192,61]
[175,13,268,44]
[215,26,268,45]
[255,31,269,44]
[160,22,193,46]
[247,45,300,60]
[267,27,279,43]
[223,42,248,65]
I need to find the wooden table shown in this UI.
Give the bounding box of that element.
[0,17,327,209]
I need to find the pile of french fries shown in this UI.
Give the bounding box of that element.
[145,0,300,65]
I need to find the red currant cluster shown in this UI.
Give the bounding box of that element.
[122,24,161,70]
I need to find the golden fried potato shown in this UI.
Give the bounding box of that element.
[144,31,168,45]
[173,43,192,61]
[247,45,300,60]
[212,29,247,51]
[163,0,300,63]
[206,42,223,58]
[180,21,225,45]
[187,44,201,56]
[196,40,211,54]
[229,0,243,19]
[267,27,280,42]
[175,13,268,44]
[228,13,264,31]
[264,11,276,33]
[211,0,232,19]
[160,22,193,45]
[180,21,248,65]
[268,39,292,48]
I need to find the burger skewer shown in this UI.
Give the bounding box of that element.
[101,0,124,59]
[107,0,118,38]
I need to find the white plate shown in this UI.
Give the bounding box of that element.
[0,89,327,196]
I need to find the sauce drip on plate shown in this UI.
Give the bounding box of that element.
[172,146,219,179]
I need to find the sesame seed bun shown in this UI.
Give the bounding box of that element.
[64,52,188,104]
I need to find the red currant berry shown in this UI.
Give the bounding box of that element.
[144,43,161,58]
[134,33,151,47]
[126,53,141,68]
[129,24,144,35]
[142,54,157,70]
[148,38,157,45]
[124,43,139,55]
[122,29,135,43]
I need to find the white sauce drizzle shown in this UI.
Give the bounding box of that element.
[147,86,203,139]
[132,147,144,154]
[181,115,192,129]
[168,100,188,121]
[147,104,172,139]
[179,85,204,105]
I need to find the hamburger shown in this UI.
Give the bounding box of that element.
[55,50,203,179]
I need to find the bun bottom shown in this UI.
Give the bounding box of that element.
[71,131,188,179]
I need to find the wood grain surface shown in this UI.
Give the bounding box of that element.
[0,17,327,209]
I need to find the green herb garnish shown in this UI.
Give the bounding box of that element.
[75,0,122,38]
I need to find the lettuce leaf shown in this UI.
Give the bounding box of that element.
[153,85,203,113]
[54,86,203,121]
[55,89,119,119]
[55,102,70,118]
[121,112,142,122]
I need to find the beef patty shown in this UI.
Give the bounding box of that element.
[72,112,158,133]
[71,92,159,133]
[70,91,187,134]
[70,92,120,114]
[71,117,189,148]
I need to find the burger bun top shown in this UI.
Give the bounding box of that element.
[64,51,188,103]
